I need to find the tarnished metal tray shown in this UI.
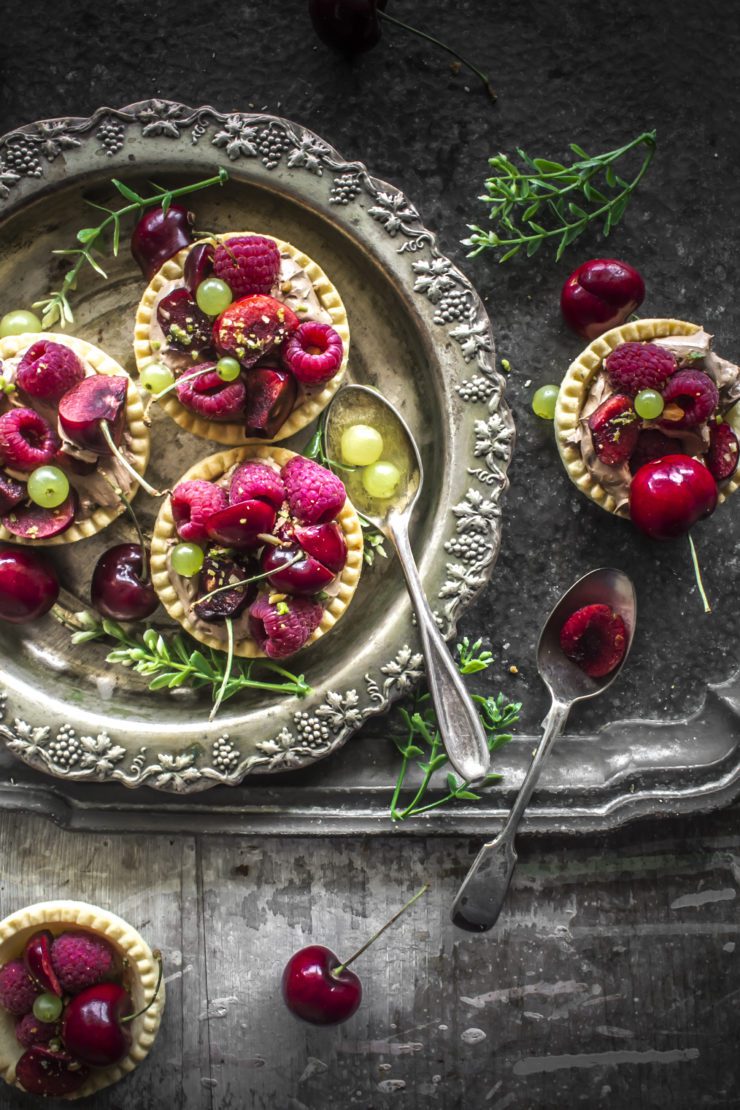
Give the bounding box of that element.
[0,101,738,835]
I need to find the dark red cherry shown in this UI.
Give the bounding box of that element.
[157,288,212,352]
[24,931,62,996]
[184,242,216,294]
[15,1046,89,1097]
[561,259,645,340]
[243,367,297,439]
[193,552,258,621]
[294,522,347,574]
[0,545,59,621]
[2,494,77,541]
[61,982,133,1067]
[629,455,718,540]
[308,0,386,54]
[282,944,361,1025]
[0,469,26,513]
[91,544,159,621]
[57,375,128,454]
[131,204,194,280]
[204,499,276,549]
[262,543,335,595]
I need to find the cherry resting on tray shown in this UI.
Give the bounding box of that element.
[131,204,194,280]
[91,544,158,621]
[629,455,718,540]
[0,545,59,623]
[561,259,645,340]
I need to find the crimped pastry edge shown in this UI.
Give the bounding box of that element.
[0,333,150,546]
[150,446,363,658]
[0,899,164,1099]
[133,232,350,445]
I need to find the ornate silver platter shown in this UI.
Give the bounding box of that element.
[0,101,513,793]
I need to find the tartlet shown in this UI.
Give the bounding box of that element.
[150,446,363,658]
[0,899,163,1099]
[554,318,740,516]
[134,231,350,445]
[0,333,149,545]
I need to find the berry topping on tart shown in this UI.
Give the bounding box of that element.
[171,480,228,544]
[707,422,740,481]
[605,340,676,395]
[282,321,344,385]
[156,287,212,351]
[175,363,246,421]
[213,294,299,369]
[659,368,719,428]
[243,366,298,439]
[230,460,286,508]
[16,340,85,403]
[282,454,346,524]
[587,394,639,465]
[0,408,59,471]
[249,595,324,659]
[212,235,281,297]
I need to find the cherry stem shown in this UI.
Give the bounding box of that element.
[210,617,235,721]
[99,420,163,498]
[378,11,496,102]
[121,951,163,1024]
[190,554,302,608]
[688,533,711,614]
[151,365,213,403]
[100,473,150,581]
[333,883,430,976]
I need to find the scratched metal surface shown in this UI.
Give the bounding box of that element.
[0,0,739,1105]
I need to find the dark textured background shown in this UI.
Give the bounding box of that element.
[0,1,739,1107]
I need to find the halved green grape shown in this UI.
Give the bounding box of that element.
[634,389,664,420]
[196,278,233,316]
[33,992,63,1023]
[362,460,401,500]
[532,384,559,420]
[341,423,384,467]
[140,362,175,395]
[27,466,70,509]
[171,542,205,577]
[216,356,241,382]
[0,309,43,338]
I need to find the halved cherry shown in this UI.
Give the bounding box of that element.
[0,469,26,514]
[204,499,276,548]
[24,931,61,997]
[294,522,347,574]
[15,1046,89,1097]
[3,493,77,539]
[193,553,258,621]
[58,375,128,454]
[184,243,215,294]
[262,543,336,595]
[244,367,297,439]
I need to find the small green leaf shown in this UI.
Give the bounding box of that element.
[526,238,542,258]
[522,200,541,222]
[455,790,481,801]
[568,203,588,219]
[76,227,98,244]
[161,193,173,215]
[605,165,618,188]
[112,214,121,257]
[149,672,180,690]
[143,627,159,651]
[111,178,143,203]
[569,142,589,158]
[446,771,460,792]
[532,158,566,174]
[498,244,522,263]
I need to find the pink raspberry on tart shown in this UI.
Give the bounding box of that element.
[150,447,363,660]
[134,231,350,446]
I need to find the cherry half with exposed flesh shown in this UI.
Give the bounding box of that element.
[184,242,215,294]
[561,259,645,340]
[243,367,297,439]
[91,544,159,621]
[2,494,77,541]
[193,553,258,621]
[15,1046,89,1097]
[58,375,128,454]
[131,204,194,280]
[24,931,62,996]
[262,543,336,595]
[204,499,277,549]
[0,470,26,514]
[293,522,347,574]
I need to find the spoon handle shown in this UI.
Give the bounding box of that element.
[388,515,490,783]
[450,697,570,931]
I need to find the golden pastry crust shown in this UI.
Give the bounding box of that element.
[0,899,164,1100]
[0,333,149,546]
[134,232,350,445]
[553,317,740,513]
[150,446,363,658]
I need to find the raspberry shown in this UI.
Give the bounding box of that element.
[249,594,323,659]
[282,321,344,385]
[50,932,116,994]
[660,369,719,428]
[587,394,639,465]
[0,468,26,512]
[157,287,212,351]
[230,461,285,508]
[171,479,228,542]
[175,363,246,421]
[0,407,59,471]
[213,295,299,369]
[560,603,627,678]
[605,341,677,395]
[281,455,346,524]
[16,340,85,403]
[16,1013,58,1049]
[707,422,739,481]
[629,429,685,475]
[0,960,38,1015]
[212,235,281,298]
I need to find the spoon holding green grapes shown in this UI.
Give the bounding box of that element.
[326,385,491,783]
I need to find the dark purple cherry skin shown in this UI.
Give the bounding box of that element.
[184,242,216,294]
[24,931,62,996]
[0,545,59,622]
[193,553,258,621]
[262,543,335,595]
[15,1046,90,1097]
[0,469,26,513]
[244,367,297,439]
[282,944,361,1025]
[308,0,387,54]
[294,522,347,574]
[205,499,277,549]
[629,455,718,540]
[157,288,213,352]
[131,203,194,280]
[560,259,645,340]
[57,375,128,454]
[2,494,77,541]
[61,981,133,1068]
[91,544,159,621]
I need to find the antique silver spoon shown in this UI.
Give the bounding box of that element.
[325,384,490,783]
[451,567,637,932]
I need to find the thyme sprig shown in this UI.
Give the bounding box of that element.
[34,168,229,328]
[69,614,311,708]
[390,638,520,822]
[463,130,657,262]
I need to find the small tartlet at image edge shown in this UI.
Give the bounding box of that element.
[133,231,350,446]
[0,333,150,546]
[554,317,740,514]
[150,445,364,659]
[0,899,164,1099]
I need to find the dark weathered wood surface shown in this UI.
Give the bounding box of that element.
[0,0,739,1105]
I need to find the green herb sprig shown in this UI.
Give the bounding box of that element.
[390,638,521,821]
[463,129,656,262]
[34,168,229,328]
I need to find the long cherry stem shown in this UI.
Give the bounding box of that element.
[99,420,163,498]
[191,554,302,609]
[210,618,235,721]
[688,533,711,614]
[378,11,496,102]
[121,951,163,1024]
[151,364,213,403]
[333,884,430,976]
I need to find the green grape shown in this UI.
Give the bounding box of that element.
[725,403,740,436]
[634,389,664,420]
[171,542,205,577]
[216,357,241,382]
[341,423,384,467]
[196,278,233,316]
[532,384,560,420]
[139,362,175,395]
[33,992,63,1023]
[362,460,402,500]
[27,466,70,509]
[0,309,43,338]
